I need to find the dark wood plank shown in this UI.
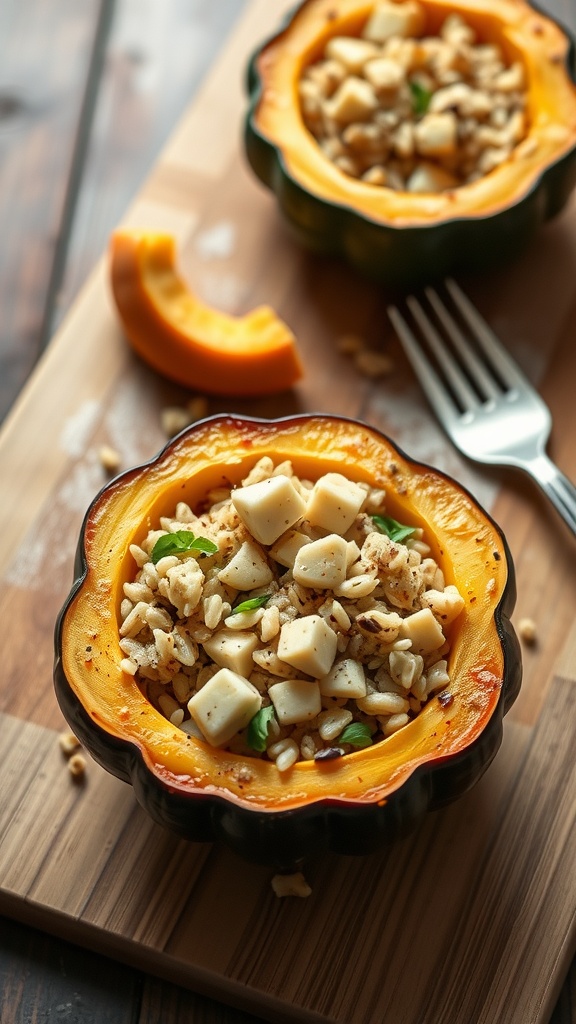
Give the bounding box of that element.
[51,0,249,337]
[0,917,141,1024]
[0,0,103,425]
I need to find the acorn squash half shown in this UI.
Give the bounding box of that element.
[244,0,576,285]
[54,415,521,867]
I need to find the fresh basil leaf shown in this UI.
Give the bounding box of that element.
[338,722,373,749]
[372,514,417,545]
[409,80,432,116]
[233,594,271,614]
[151,530,218,564]
[247,705,276,753]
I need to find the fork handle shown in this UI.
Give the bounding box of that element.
[524,454,576,536]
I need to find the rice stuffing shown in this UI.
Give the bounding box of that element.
[118,457,465,771]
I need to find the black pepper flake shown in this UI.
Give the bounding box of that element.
[438,691,454,708]
[493,551,501,561]
[314,747,344,761]
[359,616,380,634]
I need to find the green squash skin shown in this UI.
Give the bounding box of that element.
[53,415,521,869]
[243,2,576,288]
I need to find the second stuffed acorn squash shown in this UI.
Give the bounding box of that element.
[244,0,576,285]
[54,415,521,867]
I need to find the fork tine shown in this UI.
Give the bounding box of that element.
[424,286,500,403]
[445,278,531,393]
[388,304,461,432]
[406,295,479,411]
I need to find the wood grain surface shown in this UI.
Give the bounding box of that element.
[1,0,576,1021]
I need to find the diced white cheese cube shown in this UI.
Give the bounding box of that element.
[277,614,338,678]
[268,679,322,726]
[231,475,306,546]
[269,530,311,569]
[324,36,379,74]
[364,56,405,92]
[414,112,458,157]
[362,0,425,43]
[319,658,367,699]
[292,534,348,590]
[305,472,365,534]
[406,161,459,193]
[203,628,260,677]
[187,668,261,747]
[398,607,445,654]
[217,539,273,591]
[326,77,378,124]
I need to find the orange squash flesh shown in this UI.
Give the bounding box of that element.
[109,230,303,395]
[57,415,517,815]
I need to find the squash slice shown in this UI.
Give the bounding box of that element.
[109,230,303,395]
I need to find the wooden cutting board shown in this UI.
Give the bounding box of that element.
[1,2,576,1021]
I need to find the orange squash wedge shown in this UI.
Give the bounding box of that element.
[109,230,303,395]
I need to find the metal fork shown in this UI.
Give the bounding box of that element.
[388,279,576,536]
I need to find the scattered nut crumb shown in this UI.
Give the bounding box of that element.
[98,444,121,474]
[187,396,209,421]
[271,871,312,898]
[58,731,81,757]
[518,617,537,645]
[68,753,87,780]
[337,333,366,355]
[161,406,193,437]
[354,350,394,378]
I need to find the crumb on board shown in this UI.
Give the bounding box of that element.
[161,396,210,437]
[59,730,87,781]
[518,617,537,645]
[187,396,209,420]
[68,753,87,781]
[354,350,394,378]
[98,444,121,474]
[336,333,394,378]
[58,730,81,757]
[271,872,312,898]
[337,333,365,355]
[161,406,192,437]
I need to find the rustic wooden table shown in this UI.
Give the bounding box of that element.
[0,1,575,1022]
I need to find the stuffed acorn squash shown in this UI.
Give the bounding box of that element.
[244,0,576,285]
[54,415,521,867]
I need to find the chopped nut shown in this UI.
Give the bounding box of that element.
[59,731,81,757]
[187,396,209,421]
[518,617,537,645]
[161,406,192,437]
[354,350,394,377]
[271,871,312,898]
[99,445,121,474]
[68,753,87,780]
[337,332,366,355]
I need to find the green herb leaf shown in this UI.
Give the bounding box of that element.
[338,722,373,749]
[151,531,218,564]
[409,80,432,116]
[372,514,417,545]
[233,594,272,614]
[247,706,276,753]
